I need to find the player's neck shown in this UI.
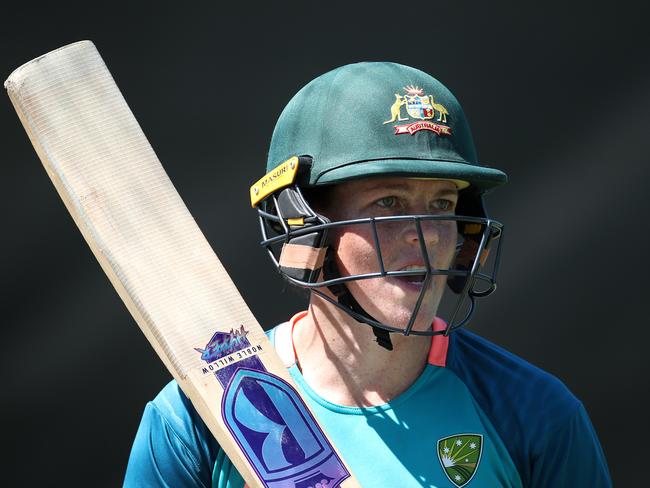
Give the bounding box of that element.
[291,295,431,408]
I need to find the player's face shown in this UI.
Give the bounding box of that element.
[323,177,458,332]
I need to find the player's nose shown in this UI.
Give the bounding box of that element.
[404,219,441,248]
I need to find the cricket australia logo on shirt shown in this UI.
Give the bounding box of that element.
[383,85,452,136]
[437,433,483,487]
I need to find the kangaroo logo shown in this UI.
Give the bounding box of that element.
[384,85,452,137]
[383,94,408,124]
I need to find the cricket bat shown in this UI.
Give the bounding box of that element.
[5,41,359,488]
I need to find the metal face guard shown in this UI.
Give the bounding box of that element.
[258,196,504,337]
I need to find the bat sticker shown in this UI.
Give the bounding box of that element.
[197,328,351,488]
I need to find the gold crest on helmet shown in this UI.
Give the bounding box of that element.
[384,85,451,136]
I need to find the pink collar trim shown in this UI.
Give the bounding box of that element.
[288,311,448,367]
[428,317,449,367]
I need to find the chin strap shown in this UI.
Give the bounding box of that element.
[322,249,394,351]
[372,327,393,350]
[338,287,394,351]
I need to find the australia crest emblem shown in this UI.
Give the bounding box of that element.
[383,85,451,136]
[436,433,483,487]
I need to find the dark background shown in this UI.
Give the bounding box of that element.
[1,1,648,486]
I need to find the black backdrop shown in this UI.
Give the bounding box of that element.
[1,2,648,486]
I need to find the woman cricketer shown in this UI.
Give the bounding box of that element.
[124,62,612,487]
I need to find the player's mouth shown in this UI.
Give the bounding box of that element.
[391,265,428,288]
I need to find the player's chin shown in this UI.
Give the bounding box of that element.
[385,284,442,331]
[351,279,439,329]
[367,300,438,333]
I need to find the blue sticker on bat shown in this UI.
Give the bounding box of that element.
[223,368,350,487]
[196,327,350,488]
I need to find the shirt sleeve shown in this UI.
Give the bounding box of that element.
[530,402,612,487]
[123,381,219,488]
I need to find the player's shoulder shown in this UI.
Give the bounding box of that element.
[447,330,612,486]
[448,327,579,411]
[447,328,583,434]
[447,328,584,476]
[149,380,219,455]
[431,327,579,438]
[151,380,198,421]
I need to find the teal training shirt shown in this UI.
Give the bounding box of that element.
[124,316,611,487]
[282,358,522,487]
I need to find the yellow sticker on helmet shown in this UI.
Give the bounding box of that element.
[250,157,300,207]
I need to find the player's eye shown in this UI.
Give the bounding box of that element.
[431,198,455,212]
[375,196,397,208]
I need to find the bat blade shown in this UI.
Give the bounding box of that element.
[5,41,359,488]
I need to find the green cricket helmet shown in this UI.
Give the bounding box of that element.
[250,62,506,349]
